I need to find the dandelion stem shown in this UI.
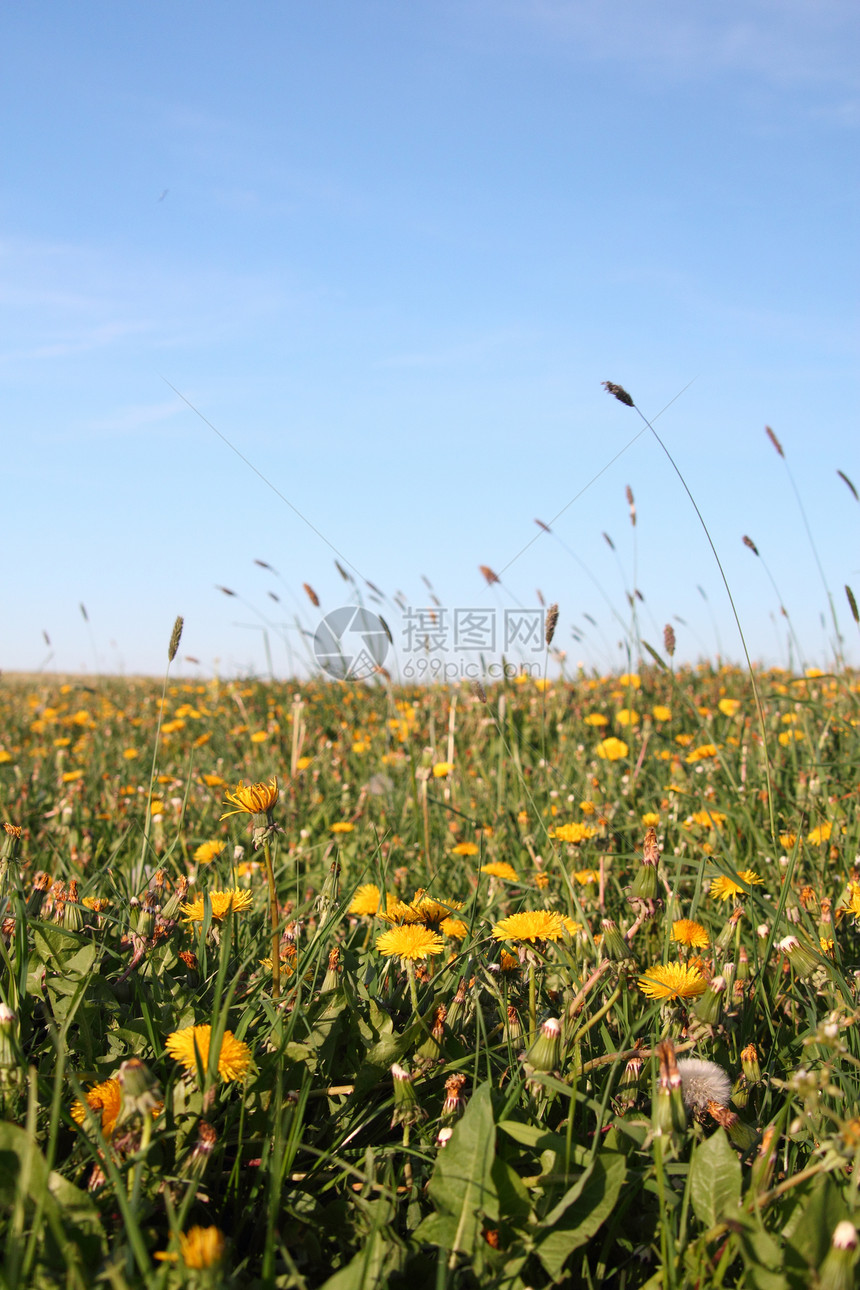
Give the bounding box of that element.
[262,840,280,999]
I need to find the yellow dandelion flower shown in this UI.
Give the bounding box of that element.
[618,673,641,688]
[202,773,224,787]
[534,872,550,890]
[686,743,718,763]
[641,812,660,825]
[155,1227,226,1269]
[499,950,520,973]
[709,870,762,902]
[122,748,139,760]
[481,862,519,881]
[491,910,567,943]
[193,840,225,865]
[672,919,709,948]
[375,924,445,961]
[778,729,805,745]
[551,822,599,844]
[652,705,672,721]
[348,883,382,916]
[779,832,798,849]
[596,737,628,761]
[616,708,640,726]
[452,841,479,856]
[440,917,469,939]
[221,777,279,818]
[408,891,464,928]
[718,699,741,717]
[295,756,311,770]
[181,889,253,922]
[638,961,707,1001]
[584,713,609,727]
[432,761,453,778]
[62,770,83,783]
[71,1078,122,1140]
[561,916,582,935]
[573,869,600,885]
[684,810,727,829]
[165,1024,252,1082]
[807,822,833,845]
[330,821,355,834]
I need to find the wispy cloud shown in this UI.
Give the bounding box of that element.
[491,0,860,92]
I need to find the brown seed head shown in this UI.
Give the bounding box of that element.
[603,381,634,407]
[545,603,559,646]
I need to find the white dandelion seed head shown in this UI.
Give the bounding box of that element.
[676,1058,731,1111]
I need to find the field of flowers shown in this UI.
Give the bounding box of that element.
[1,654,859,1289]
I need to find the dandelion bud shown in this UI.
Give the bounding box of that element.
[616,1052,643,1111]
[715,905,743,955]
[62,879,85,933]
[0,1002,20,1081]
[136,898,158,941]
[116,1058,162,1126]
[320,946,342,996]
[736,945,751,981]
[168,616,184,663]
[707,1100,757,1151]
[778,934,820,979]
[601,919,634,962]
[159,875,189,923]
[178,1120,217,1183]
[676,1057,731,1112]
[390,1063,425,1128]
[741,1043,762,1085]
[26,872,50,919]
[632,829,660,900]
[694,974,726,1026]
[526,1017,561,1074]
[436,1126,454,1149]
[731,1075,749,1109]
[818,1222,859,1290]
[415,1006,447,1066]
[315,861,340,919]
[545,604,559,647]
[441,1072,467,1123]
[750,1122,779,1192]
[505,1004,524,1045]
[653,1041,686,1140]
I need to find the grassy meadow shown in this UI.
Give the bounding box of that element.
[1,651,860,1288]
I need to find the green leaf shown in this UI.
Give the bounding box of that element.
[689,1129,741,1231]
[416,1082,497,1260]
[490,1157,532,1225]
[533,1153,626,1280]
[319,1227,403,1289]
[783,1175,849,1271]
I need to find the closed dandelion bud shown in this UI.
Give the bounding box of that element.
[737,945,751,981]
[731,1075,749,1109]
[779,934,819,979]
[441,1072,467,1123]
[741,1042,762,1085]
[632,859,658,901]
[160,876,189,922]
[315,861,340,919]
[136,898,157,941]
[617,1053,643,1110]
[707,1100,756,1151]
[446,978,471,1035]
[179,950,199,987]
[179,1120,217,1183]
[654,1042,686,1139]
[601,919,634,961]
[694,974,726,1026]
[390,1063,425,1128]
[750,1123,779,1192]
[715,906,743,955]
[0,1002,19,1078]
[527,1016,561,1073]
[415,1006,447,1065]
[677,1057,731,1112]
[721,962,736,994]
[27,872,50,919]
[320,946,342,996]
[63,879,85,933]
[505,1005,523,1045]
[436,1126,454,1149]
[116,1058,162,1125]
[818,1222,859,1290]
[1,823,22,864]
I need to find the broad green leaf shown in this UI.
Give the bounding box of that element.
[498,1119,569,1155]
[490,1157,532,1224]
[533,1152,626,1280]
[689,1129,741,1231]
[418,1082,497,1260]
[783,1175,848,1271]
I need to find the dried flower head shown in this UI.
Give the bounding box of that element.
[676,1057,732,1111]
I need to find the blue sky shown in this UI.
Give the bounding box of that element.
[3,0,858,679]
